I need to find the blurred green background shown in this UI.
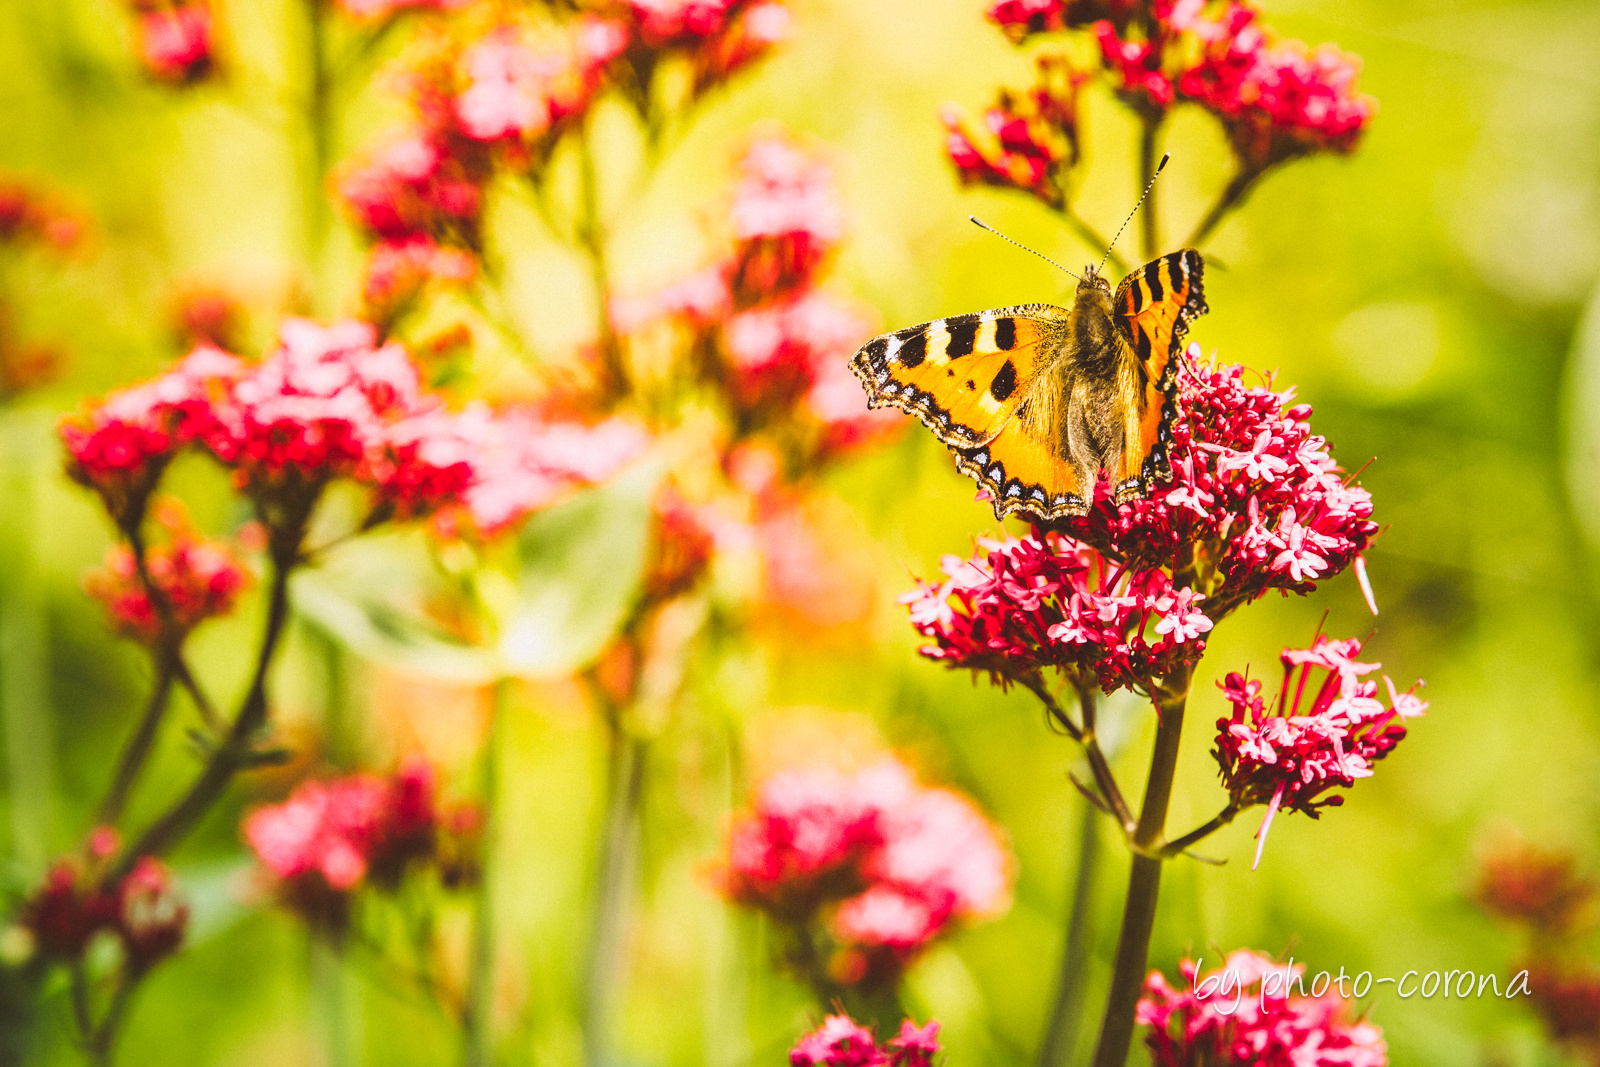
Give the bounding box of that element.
[1,0,1598,1063]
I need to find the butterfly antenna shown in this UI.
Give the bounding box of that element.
[1098,152,1170,274]
[969,217,1079,279]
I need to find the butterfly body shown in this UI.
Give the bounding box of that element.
[852,249,1207,521]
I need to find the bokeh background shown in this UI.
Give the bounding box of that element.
[1,0,1598,1064]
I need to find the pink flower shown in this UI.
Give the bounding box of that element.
[1139,951,1388,1067]
[688,0,790,92]
[724,290,870,411]
[242,757,457,924]
[361,235,477,326]
[337,129,485,243]
[116,857,188,973]
[83,499,252,644]
[134,3,215,84]
[940,55,1087,210]
[334,0,469,19]
[806,356,904,458]
[453,20,625,146]
[1212,635,1425,867]
[902,529,1213,693]
[448,408,648,537]
[728,136,843,298]
[21,860,120,961]
[718,758,1011,987]
[790,1014,942,1067]
[1176,2,1375,170]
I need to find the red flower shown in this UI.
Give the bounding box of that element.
[1139,951,1387,1067]
[242,758,464,926]
[132,2,215,84]
[790,1015,942,1067]
[83,499,252,645]
[940,55,1088,209]
[1177,2,1374,171]
[360,235,477,327]
[1526,964,1600,1050]
[1213,636,1425,867]
[20,860,120,962]
[452,19,626,147]
[718,759,1011,988]
[337,129,486,244]
[0,178,83,250]
[728,136,843,300]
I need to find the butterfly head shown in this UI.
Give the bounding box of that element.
[1077,263,1112,294]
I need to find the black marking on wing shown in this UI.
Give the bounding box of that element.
[995,318,1017,351]
[989,360,1017,402]
[953,444,1090,521]
[946,319,979,358]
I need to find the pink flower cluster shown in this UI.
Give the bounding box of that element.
[616,0,791,97]
[941,55,1087,210]
[902,529,1212,693]
[1177,2,1374,170]
[334,0,468,20]
[243,759,482,927]
[1062,355,1378,609]
[1139,951,1387,1067]
[129,1,216,84]
[450,19,626,147]
[61,318,642,538]
[22,835,187,974]
[83,500,252,645]
[1214,636,1425,867]
[966,0,1373,195]
[616,136,899,465]
[790,1015,942,1067]
[1475,838,1598,939]
[719,759,1011,988]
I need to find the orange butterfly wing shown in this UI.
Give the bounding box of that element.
[851,305,1092,519]
[1111,249,1207,493]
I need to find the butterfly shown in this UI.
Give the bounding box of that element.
[850,249,1206,521]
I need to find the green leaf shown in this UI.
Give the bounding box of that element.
[293,564,499,685]
[498,460,660,678]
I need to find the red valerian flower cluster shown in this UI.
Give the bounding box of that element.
[789,1015,942,1067]
[614,0,791,99]
[1214,636,1425,868]
[83,500,253,645]
[959,0,1374,205]
[60,318,643,540]
[717,759,1011,989]
[1138,951,1388,1067]
[902,530,1213,693]
[941,55,1087,209]
[616,136,899,469]
[128,0,217,84]
[21,836,188,975]
[903,354,1377,694]
[243,758,483,929]
[1525,965,1600,1062]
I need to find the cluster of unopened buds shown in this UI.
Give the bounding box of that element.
[789,1014,942,1067]
[244,758,484,931]
[1214,635,1426,866]
[1138,952,1388,1066]
[717,758,1011,990]
[947,0,1375,205]
[60,318,644,543]
[904,353,1378,692]
[17,830,188,976]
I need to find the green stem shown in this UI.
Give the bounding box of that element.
[1035,799,1101,1067]
[462,679,507,1067]
[1185,168,1262,250]
[119,522,306,871]
[1162,804,1240,858]
[95,656,176,826]
[303,0,333,309]
[1090,664,1192,1067]
[313,933,355,1067]
[583,723,649,1067]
